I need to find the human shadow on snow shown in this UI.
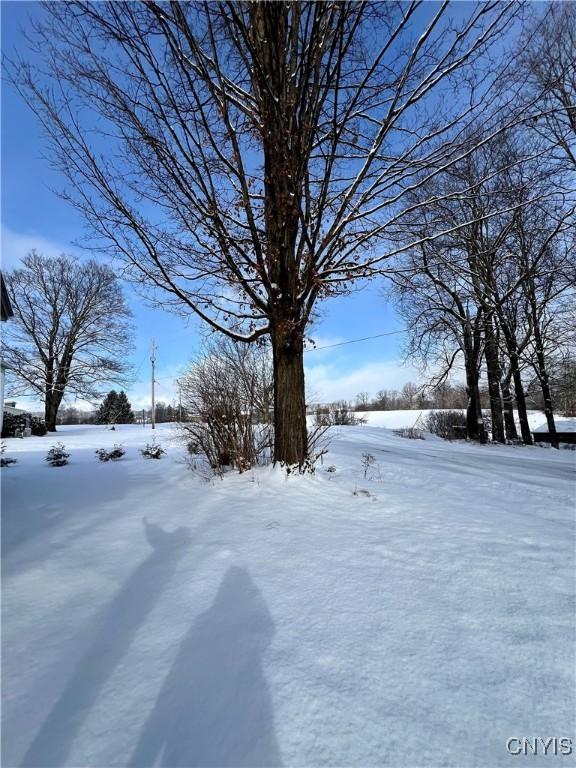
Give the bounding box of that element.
[128,565,282,767]
[19,519,191,768]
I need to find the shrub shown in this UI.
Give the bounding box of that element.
[425,410,467,440]
[179,338,273,474]
[95,444,125,462]
[361,452,377,479]
[1,412,46,437]
[1,443,17,467]
[31,417,47,436]
[141,441,166,459]
[46,442,70,466]
[1,412,26,438]
[393,427,425,440]
[314,401,364,427]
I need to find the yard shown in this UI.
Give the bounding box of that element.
[2,417,575,767]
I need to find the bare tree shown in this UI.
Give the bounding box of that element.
[391,122,574,445]
[4,253,132,431]
[8,1,520,463]
[355,392,371,412]
[514,209,575,447]
[392,243,488,442]
[516,3,576,169]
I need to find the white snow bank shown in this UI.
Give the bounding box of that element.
[533,419,576,433]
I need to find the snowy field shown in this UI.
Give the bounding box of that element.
[2,417,575,767]
[353,408,576,433]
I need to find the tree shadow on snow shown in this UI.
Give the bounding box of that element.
[128,566,282,768]
[19,519,191,768]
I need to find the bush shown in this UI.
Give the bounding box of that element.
[1,412,47,437]
[361,452,377,479]
[31,417,47,436]
[46,442,70,466]
[314,401,365,427]
[425,410,467,440]
[179,338,273,475]
[95,444,125,462]
[393,427,424,440]
[1,412,26,438]
[141,441,166,459]
[1,443,17,467]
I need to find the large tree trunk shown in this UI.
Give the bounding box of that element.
[463,330,486,443]
[466,373,487,443]
[528,303,558,448]
[501,379,518,441]
[534,347,558,448]
[252,4,306,464]
[511,363,532,445]
[271,327,307,465]
[497,314,532,445]
[484,318,506,443]
[44,391,62,432]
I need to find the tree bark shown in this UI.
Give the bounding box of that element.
[524,278,558,447]
[44,391,62,432]
[501,379,518,441]
[484,317,506,443]
[463,325,486,443]
[465,369,487,443]
[496,311,532,445]
[271,327,307,466]
[533,342,558,448]
[511,363,532,445]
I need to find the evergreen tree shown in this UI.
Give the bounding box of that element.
[96,390,118,424]
[96,390,135,424]
[115,391,135,424]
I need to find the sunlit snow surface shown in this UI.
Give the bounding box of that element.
[2,416,575,767]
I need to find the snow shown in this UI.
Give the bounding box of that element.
[533,419,576,433]
[2,420,575,767]
[354,409,576,433]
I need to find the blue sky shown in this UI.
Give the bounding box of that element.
[1,1,421,410]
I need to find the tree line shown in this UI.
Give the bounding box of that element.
[57,395,184,426]
[386,6,575,448]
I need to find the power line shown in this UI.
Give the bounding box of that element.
[145,328,407,382]
[133,351,148,377]
[306,328,406,352]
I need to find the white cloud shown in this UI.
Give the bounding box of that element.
[305,359,423,403]
[1,226,84,270]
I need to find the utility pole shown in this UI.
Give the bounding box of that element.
[151,338,156,430]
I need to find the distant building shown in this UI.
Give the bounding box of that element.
[1,273,14,430]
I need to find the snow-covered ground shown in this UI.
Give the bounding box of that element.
[351,408,576,433]
[2,420,575,767]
